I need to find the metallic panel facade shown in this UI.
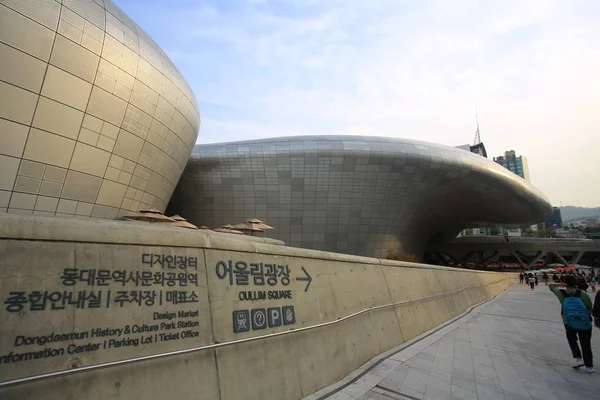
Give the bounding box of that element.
[0,0,200,219]
[168,136,552,258]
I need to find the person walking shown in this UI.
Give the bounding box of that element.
[519,272,524,284]
[542,272,549,286]
[549,275,594,373]
[535,274,539,286]
[576,273,589,292]
[529,274,535,290]
[594,290,600,328]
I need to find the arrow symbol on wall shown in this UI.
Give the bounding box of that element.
[296,266,312,292]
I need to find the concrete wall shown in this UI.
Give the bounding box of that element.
[0,214,517,400]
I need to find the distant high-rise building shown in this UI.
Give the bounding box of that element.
[549,207,563,227]
[456,115,488,158]
[493,150,530,182]
[470,142,487,158]
[538,207,563,232]
[455,142,488,158]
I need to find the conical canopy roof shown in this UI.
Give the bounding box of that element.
[247,217,273,229]
[232,217,274,232]
[138,207,165,214]
[122,208,175,222]
[231,221,264,232]
[213,227,244,234]
[168,220,199,229]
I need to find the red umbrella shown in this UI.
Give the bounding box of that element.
[554,265,577,272]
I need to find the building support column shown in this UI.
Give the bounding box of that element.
[527,251,545,268]
[461,251,477,263]
[549,251,569,266]
[482,251,499,264]
[511,251,524,265]
[441,252,463,266]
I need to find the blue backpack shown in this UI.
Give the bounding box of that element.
[561,289,592,330]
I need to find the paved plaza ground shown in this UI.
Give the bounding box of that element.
[307,283,600,400]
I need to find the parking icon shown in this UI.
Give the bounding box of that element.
[282,306,296,325]
[233,310,250,333]
[251,308,267,330]
[268,307,282,328]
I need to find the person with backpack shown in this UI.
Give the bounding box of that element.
[549,275,594,373]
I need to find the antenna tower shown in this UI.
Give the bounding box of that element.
[473,113,481,145]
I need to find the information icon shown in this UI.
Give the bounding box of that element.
[233,310,250,333]
[251,308,267,330]
[267,307,282,328]
[233,307,297,333]
[282,306,296,325]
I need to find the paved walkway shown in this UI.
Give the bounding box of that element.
[306,284,600,400]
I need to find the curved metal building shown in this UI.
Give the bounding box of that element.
[0,0,200,218]
[168,136,552,258]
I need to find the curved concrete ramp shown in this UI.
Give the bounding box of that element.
[0,214,517,400]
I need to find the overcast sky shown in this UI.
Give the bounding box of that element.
[116,0,600,208]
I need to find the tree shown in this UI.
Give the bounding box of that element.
[386,250,420,263]
[537,224,555,238]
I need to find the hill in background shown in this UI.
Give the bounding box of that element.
[560,206,600,222]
